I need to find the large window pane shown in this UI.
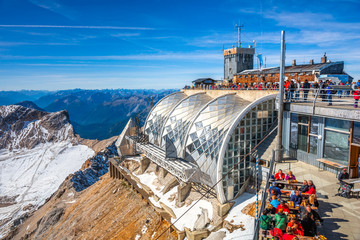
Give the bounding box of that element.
[325,118,350,132]
[324,130,350,165]
[353,122,360,144]
[298,115,309,124]
[309,136,318,155]
[290,114,298,149]
[298,125,308,152]
[310,116,320,135]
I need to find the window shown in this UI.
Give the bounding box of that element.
[298,125,308,152]
[325,119,350,132]
[290,113,298,149]
[324,130,349,165]
[352,122,360,144]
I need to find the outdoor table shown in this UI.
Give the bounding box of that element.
[342,178,360,184]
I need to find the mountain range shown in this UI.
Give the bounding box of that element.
[0,89,176,140]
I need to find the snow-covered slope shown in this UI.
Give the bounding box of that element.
[0,105,95,238]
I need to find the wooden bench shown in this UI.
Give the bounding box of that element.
[316,158,346,176]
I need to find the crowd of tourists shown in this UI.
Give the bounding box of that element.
[259,169,325,240]
[185,79,360,108]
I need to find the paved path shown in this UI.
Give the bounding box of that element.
[274,160,360,240]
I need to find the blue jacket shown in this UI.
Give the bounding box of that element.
[269,186,282,196]
[270,199,280,209]
[290,194,303,206]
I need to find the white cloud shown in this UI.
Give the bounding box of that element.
[0,25,154,30]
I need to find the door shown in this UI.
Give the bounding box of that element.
[349,144,360,178]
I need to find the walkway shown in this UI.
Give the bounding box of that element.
[274,160,360,240]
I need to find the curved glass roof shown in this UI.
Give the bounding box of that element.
[160,93,213,157]
[183,94,251,185]
[144,92,186,145]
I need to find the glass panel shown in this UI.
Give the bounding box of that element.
[290,113,298,149]
[325,118,350,132]
[310,116,320,135]
[309,135,318,155]
[298,125,308,152]
[298,115,309,124]
[353,122,360,144]
[324,130,350,165]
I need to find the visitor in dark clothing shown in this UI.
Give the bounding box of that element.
[299,180,309,193]
[301,213,317,237]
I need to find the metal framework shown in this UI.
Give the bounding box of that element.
[126,136,198,182]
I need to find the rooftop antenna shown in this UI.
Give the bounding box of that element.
[235,23,244,47]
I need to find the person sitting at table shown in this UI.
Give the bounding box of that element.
[276,200,290,214]
[306,180,316,194]
[275,208,288,232]
[282,226,297,240]
[290,190,303,207]
[287,217,304,236]
[285,171,296,181]
[305,205,323,222]
[299,180,309,193]
[290,185,298,197]
[270,195,281,209]
[275,169,285,180]
[338,168,349,181]
[260,210,273,233]
[264,203,275,215]
[269,189,282,202]
[301,212,317,237]
[309,194,319,208]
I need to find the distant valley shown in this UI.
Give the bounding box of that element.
[0,89,176,140]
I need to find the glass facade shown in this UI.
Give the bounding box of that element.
[144,92,186,145]
[184,94,251,186]
[324,118,350,164]
[161,93,213,157]
[144,91,278,203]
[353,122,360,144]
[290,113,298,149]
[324,130,349,164]
[221,99,276,201]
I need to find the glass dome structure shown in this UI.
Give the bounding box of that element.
[143,91,277,203]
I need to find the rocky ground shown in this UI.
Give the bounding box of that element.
[4,173,175,240]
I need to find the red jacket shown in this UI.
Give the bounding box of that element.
[287,221,304,236]
[283,234,297,240]
[306,185,316,194]
[276,204,290,214]
[354,90,360,100]
[275,172,285,180]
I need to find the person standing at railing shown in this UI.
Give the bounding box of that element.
[326,80,334,106]
[285,80,291,101]
[302,80,310,101]
[354,86,360,108]
[338,81,344,98]
[290,80,296,101]
[320,80,326,102]
[294,80,301,101]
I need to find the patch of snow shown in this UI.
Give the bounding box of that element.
[134,171,213,231]
[216,193,256,240]
[141,225,147,234]
[0,141,94,238]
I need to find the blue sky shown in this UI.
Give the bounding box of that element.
[0,0,359,90]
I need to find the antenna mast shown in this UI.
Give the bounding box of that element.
[235,23,244,47]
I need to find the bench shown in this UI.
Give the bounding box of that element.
[316,158,346,176]
[351,188,360,200]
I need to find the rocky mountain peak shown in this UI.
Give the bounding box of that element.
[0,105,76,150]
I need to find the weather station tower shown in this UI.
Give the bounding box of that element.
[223,24,255,82]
